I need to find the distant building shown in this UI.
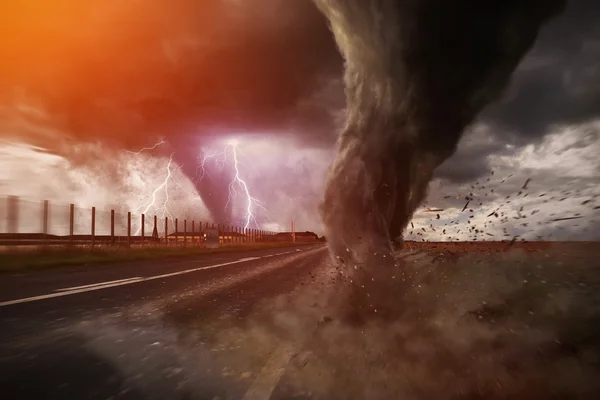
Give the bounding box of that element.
[274,231,319,242]
[219,230,246,243]
[167,230,248,243]
[167,231,205,242]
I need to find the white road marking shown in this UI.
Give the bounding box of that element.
[55,277,143,292]
[0,249,308,308]
[242,343,296,400]
[237,257,262,262]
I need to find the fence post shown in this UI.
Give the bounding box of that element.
[153,215,158,244]
[42,200,49,236]
[165,217,169,246]
[7,195,19,236]
[111,209,115,244]
[141,214,145,245]
[152,215,160,242]
[127,212,131,248]
[184,220,187,246]
[69,203,75,244]
[91,207,96,246]
[191,221,195,244]
[204,222,208,248]
[175,218,179,246]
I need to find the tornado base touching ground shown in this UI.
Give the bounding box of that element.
[315,0,565,269]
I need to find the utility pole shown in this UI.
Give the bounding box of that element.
[291,220,296,243]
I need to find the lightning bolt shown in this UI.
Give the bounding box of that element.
[134,152,177,220]
[123,139,166,154]
[122,140,182,235]
[197,139,268,230]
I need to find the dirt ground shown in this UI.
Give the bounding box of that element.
[214,241,600,399]
[404,240,560,253]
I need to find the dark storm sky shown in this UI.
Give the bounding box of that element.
[1,0,599,237]
[1,0,598,164]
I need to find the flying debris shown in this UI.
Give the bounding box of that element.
[487,206,502,218]
[462,201,470,212]
[551,216,584,222]
[522,178,532,190]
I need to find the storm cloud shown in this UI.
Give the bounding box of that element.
[0,0,341,146]
[0,0,342,221]
[1,0,599,233]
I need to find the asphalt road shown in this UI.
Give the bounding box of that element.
[0,244,330,400]
[2,242,600,399]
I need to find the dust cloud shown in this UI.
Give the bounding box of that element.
[196,244,600,399]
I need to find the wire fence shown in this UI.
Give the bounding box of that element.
[0,195,284,248]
